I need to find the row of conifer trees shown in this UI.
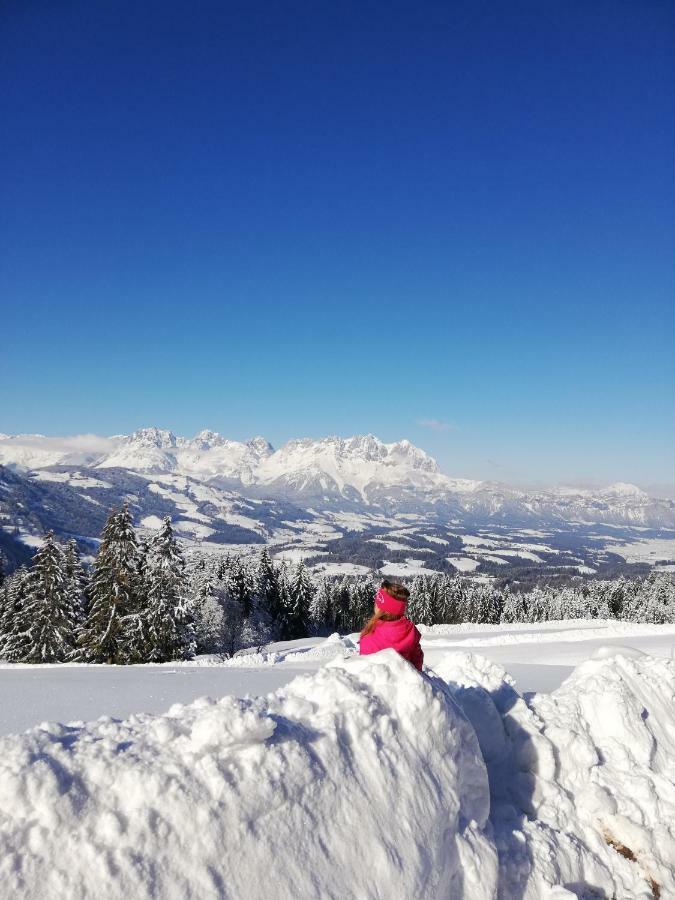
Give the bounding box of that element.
[0,506,383,664]
[0,507,196,664]
[1,506,674,665]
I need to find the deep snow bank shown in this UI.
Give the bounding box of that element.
[0,650,496,900]
[433,652,675,898]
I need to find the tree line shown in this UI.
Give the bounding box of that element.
[405,570,675,626]
[0,506,381,664]
[1,507,674,665]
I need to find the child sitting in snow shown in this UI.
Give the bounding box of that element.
[359,580,424,672]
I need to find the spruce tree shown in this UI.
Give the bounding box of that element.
[225,556,255,618]
[437,576,464,624]
[141,517,196,661]
[192,560,224,652]
[63,539,88,626]
[0,566,32,659]
[218,584,245,658]
[639,572,675,624]
[74,506,141,664]
[308,578,333,634]
[121,536,152,662]
[255,547,284,638]
[409,576,435,625]
[287,562,314,638]
[332,576,352,632]
[500,585,524,623]
[276,562,294,639]
[20,532,76,663]
[348,578,376,632]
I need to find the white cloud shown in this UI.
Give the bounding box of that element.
[416,418,454,433]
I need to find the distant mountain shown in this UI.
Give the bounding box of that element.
[0,427,674,530]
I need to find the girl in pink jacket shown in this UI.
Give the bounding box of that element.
[359,580,424,672]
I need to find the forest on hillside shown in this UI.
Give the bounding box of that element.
[1,508,674,665]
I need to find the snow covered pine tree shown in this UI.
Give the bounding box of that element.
[74,505,142,664]
[141,517,196,662]
[4,533,79,663]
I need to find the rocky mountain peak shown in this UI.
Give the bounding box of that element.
[125,427,177,450]
[246,436,274,456]
[190,429,228,450]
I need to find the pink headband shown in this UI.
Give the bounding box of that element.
[375,587,407,616]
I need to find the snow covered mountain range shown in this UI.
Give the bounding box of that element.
[0,426,673,528]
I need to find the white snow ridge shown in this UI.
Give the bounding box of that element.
[1,650,674,898]
[0,651,496,900]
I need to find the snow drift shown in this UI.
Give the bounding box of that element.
[0,650,497,899]
[1,647,674,899]
[434,652,675,898]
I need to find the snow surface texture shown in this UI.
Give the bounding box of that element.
[433,652,675,899]
[3,621,675,735]
[0,650,498,900]
[2,648,675,898]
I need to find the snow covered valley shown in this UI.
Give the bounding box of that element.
[1,620,675,898]
[3,429,675,584]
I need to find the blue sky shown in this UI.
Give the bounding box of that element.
[1,0,673,487]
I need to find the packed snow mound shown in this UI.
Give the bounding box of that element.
[432,652,675,898]
[222,633,357,668]
[0,650,497,900]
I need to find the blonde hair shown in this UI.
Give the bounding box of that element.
[360,580,410,637]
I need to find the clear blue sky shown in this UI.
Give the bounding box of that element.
[1,0,673,487]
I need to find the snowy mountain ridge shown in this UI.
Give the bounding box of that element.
[0,427,673,527]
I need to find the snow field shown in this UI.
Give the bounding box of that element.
[0,651,497,900]
[378,558,440,576]
[611,536,675,564]
[1,625,675,897]
[447,556,480,572]
[3,621,675,734]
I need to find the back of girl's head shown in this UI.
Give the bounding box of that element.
[380,579,410,602]
[360,579,410,637]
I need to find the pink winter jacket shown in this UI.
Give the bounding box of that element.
[359,617,424,672]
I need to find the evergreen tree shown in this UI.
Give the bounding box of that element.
[308,577,333,634]
[225,556,255,618]
[580,582,611,620]
[74,506,141,664]
[524,586,548,622]
[140,517,196,661]
[638,572,675,624]
[549,586,578,620]
[254,547,284,638]
[606,577,627,619]
[191,560,225,653]
[436,576,464,624]
[286,562,314,638]
[348,578,376,632]
[0,566,33,659]
[63,539,88,625]
[499,586,523,623]
[217,584,245,658]
[331,576,352,633]
[276,562,295,639]
[409,576,435,625]
[19,532,76,663]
